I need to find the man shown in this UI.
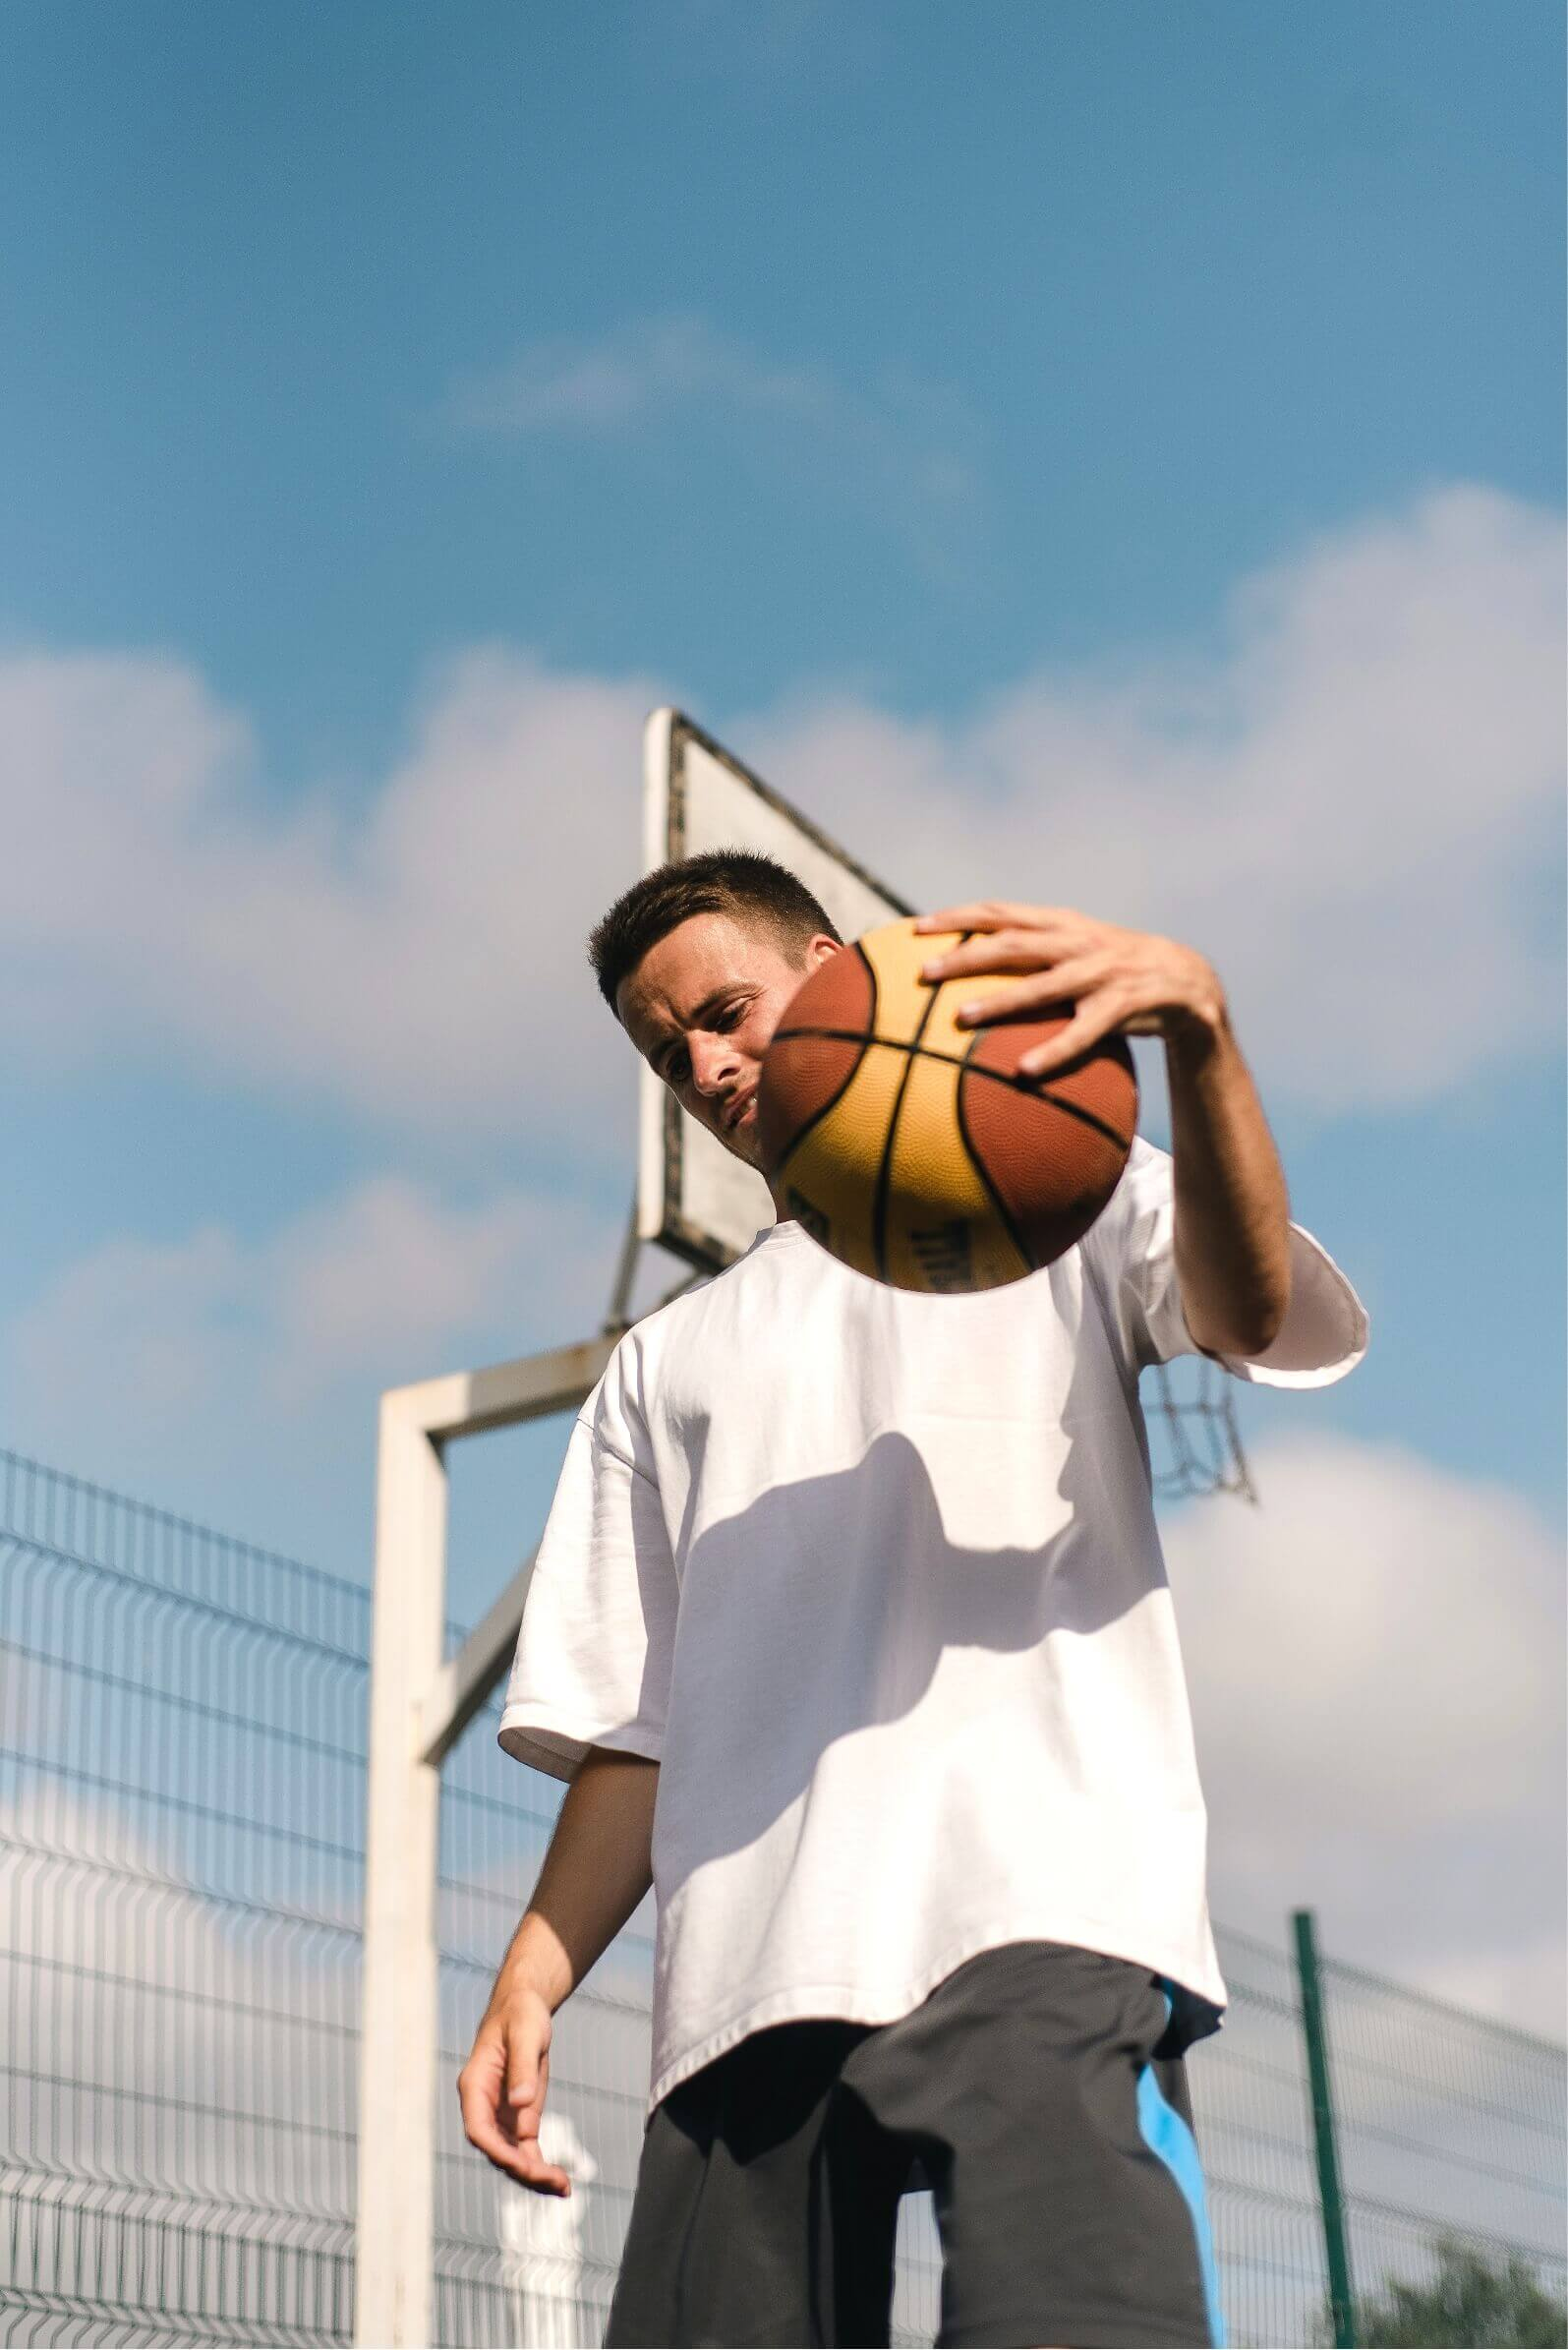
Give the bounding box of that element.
[459,852,1367,2348]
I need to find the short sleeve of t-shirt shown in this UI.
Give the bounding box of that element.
[1084,1136,1368,1387]
[497,1350,677,1782]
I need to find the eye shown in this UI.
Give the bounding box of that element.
[666,1049,691,1086]
[716,1001,744,1030]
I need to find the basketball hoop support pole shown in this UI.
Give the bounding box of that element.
[354,1332,616,2349]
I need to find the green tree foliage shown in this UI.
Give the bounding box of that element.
[1349,2237,1566,2348]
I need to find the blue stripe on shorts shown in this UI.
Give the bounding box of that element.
[1138,1998,1227,2348]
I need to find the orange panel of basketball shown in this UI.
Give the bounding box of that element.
[755,916,1138,1294]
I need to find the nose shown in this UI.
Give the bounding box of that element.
[688,1032,743,1098]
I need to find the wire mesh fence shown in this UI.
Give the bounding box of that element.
[0,1447,365,2347]
[2,1445,1563,2347]
[1318,1950,1568,2347]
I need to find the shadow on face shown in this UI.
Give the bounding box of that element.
[615,911,841,1169]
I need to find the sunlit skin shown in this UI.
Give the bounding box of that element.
[615,911,842,1204]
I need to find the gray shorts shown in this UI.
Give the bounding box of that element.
[605,1939,1226,2348]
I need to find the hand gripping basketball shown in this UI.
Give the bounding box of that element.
[913,900,1228,1077]
[754,914,1139,1294]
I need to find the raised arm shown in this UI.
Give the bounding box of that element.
[1164,1012,1290,1359]
[458,1743,659,2195]
[915,901,1292,1356]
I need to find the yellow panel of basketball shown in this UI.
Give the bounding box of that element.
[775,1040,907,1282]
[881,1045,1029,1293]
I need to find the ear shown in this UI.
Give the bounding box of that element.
[805,933,842,972]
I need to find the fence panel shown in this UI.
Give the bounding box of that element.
[1320,1948,1567,2344]
[0,1449,366,2346]
[1191,1928,1334,2349]
[1,1448,1562,2347]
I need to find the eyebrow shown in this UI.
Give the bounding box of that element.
[650,987,740,1078]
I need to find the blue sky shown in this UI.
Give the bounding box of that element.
[1,1,1563,2025]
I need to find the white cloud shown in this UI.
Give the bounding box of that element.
[0,1175,620,1557]
[0,644,654,1153]
[445,315,828,437]
[1164,1429,1567,2037]
[262,1177,576,1403]
[748,485,1565,1111]
[442,312,981,551]
[0,486,1559,1146]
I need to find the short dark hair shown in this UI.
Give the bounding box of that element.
[588,850,841,1014]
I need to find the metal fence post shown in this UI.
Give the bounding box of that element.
[1293,1908,1358,2348]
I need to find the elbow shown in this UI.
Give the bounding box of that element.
[1258,1257,1294,1354]
[1189,1269,1292,1362]
[1232,1301,1287,1359]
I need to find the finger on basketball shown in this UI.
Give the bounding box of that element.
[953,958,1106,1026]
[1016,1003,1121,1077]
[914,901,1074,936]
[921,929,1071,983]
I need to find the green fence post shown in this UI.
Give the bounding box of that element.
[1293,1908,1357,2348]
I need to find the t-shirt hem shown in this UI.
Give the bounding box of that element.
[645,1911,1228,2113]
[497,1703,663,1782]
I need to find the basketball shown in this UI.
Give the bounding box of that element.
[755,916,1138,1293]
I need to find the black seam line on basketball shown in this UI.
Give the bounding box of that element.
[775,942,879,1180]
[954,1067,1033,1277]
[957,1016,1035,1269]
[870,937,956,1283]
[774,1028,1135,1154]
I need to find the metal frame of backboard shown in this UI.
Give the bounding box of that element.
[354,706,1254,2346]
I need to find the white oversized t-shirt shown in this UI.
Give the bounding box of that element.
[499,1138,1367,2112]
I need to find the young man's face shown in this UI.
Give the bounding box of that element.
[616,911,840,1172]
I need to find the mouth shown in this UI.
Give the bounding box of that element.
[724,1092,756,1135]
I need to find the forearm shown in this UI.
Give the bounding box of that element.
[1166,1010,1292,1359]
[910,898,1294,1352]
[494,1744,659,2013]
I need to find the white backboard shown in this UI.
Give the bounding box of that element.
[638,708,911,1269]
